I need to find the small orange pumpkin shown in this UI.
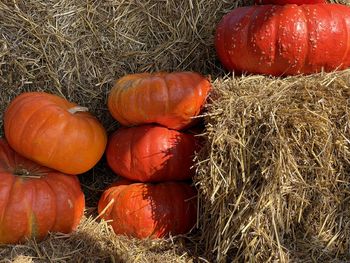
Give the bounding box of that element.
[107,125,198,182]
[4,92,107,174]
[0,139,85,244]
[107,72,212,130]
[98,179,197,239]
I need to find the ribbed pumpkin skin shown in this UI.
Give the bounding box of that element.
[98,180,197,239]
[4,92,107,174]
[0,139,85,244]
[255,0,326,4]
[215,4,350,76]
[106,125,197,182]
[107,72,212,130]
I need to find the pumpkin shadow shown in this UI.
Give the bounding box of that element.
[123,183,200,261]
[140,126,200,182]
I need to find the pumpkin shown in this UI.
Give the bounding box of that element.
[106,125,198,182]
[0,139,85,244]
[98,180,197,239]
[215,4,350,76]
[107,72,212,130]
[255,0,326,4]
[4,92,107,174]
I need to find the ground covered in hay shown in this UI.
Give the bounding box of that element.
[1,0,350,262]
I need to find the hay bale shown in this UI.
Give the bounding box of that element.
[195,70,350,262]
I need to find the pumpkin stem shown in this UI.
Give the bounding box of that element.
[13,166,45,178]
[14,168,40,178]
[68,106,89,114]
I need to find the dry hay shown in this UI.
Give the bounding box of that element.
[1,0,350,262]
[195,70,350,262]
[0,215,198,263]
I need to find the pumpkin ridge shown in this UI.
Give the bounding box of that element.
[15,105,52,158]
[336,4,350,65]
[0,175,15,241]
[130,129,137,180]
[221,12,236,70]
[321,3,336,70]
[163,74,171,122]
[44,117,69,168]
[80,114,105,165]
[20,108,59,165]
[249,6,271,72]
[46,174,78,232]
[28,182,38,239]
[113,83,133,125]
[4,96,44,145]
[42,176,58,232]
[29,212,39,240]
[276,5,292,75]
[222,12,236,70]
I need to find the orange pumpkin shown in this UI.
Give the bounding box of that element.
[215,4,350,76]
[107,72,212,130]
[4,92,107,174]
[0,139,85,244]
[106,125,198,182]
[98,179,197,239]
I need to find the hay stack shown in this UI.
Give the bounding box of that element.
[196,71,350,262]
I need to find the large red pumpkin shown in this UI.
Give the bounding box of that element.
[107,72,212,130]
[4,92,107,174]
[0,139,85,244]
[106,125,198,182]
[215,4,350,76]
[255,0,326,4]
[98,180,197,239]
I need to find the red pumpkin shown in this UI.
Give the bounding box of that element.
[98,180,197,239]
[0,139,85,244]
[107,72,212,130]
[255,0,326,4]
[215,4,350,76]
[4,92,107,174]
[107,125,198,182]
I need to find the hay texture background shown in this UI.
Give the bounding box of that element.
[1,0,350,262]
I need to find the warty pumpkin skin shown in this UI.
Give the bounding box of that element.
[0,139,85,244]
[107,71,212,130]
[4,92,107,174]
[98,180,197,239]
[215,4,350,76]
[255,0,326,4]
[106,125,198,182]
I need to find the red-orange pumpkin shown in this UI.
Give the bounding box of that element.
[107,125,198,182]
[0,139,85,244]
[215,4,350,76]
[4,92,107,174]
[255,0,326,4]
[107,72,212,130]
[98,180,197,239]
